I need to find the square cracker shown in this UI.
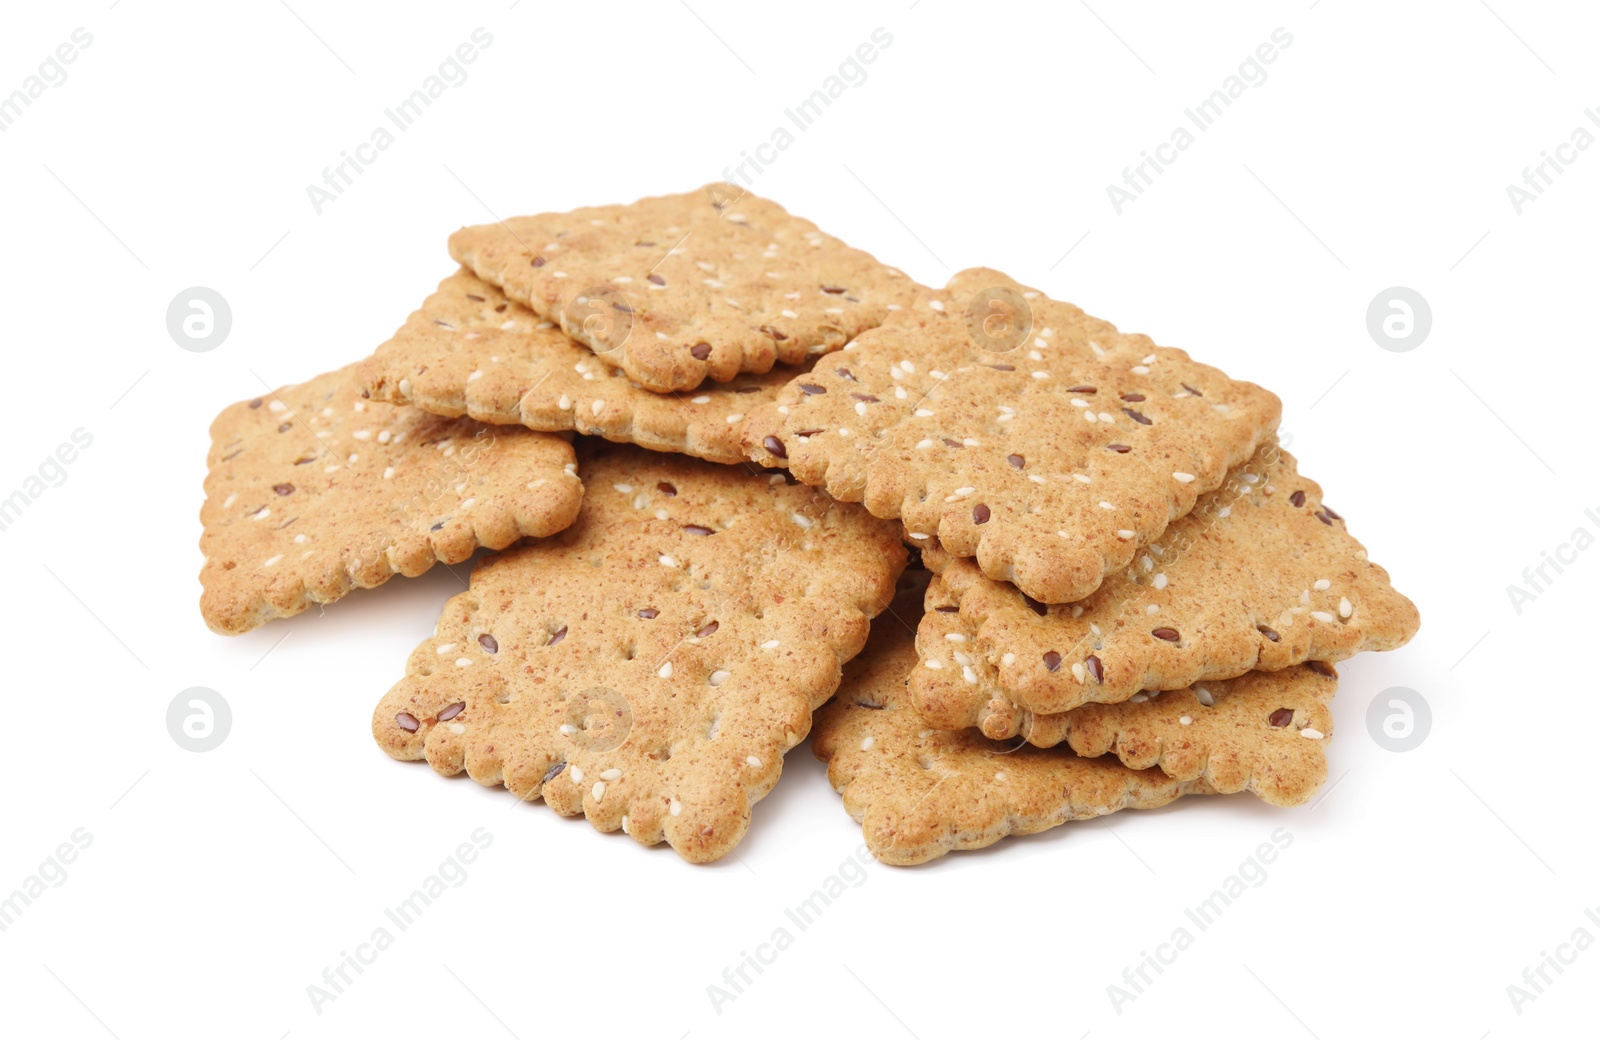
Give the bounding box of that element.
[371,443,906,864]
[912,442,1419,738]
[361,270,800,464]
[447,185,921,393]
[199,363,583,635]
[812,573,1217,866]
[743,268,1282,603]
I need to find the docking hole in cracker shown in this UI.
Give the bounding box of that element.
[371,442,906,864]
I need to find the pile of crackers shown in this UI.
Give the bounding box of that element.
[200,185,1419,865]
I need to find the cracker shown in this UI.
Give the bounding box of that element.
[743,268,1282,603]
[361,270,798,465]
[447,185,920,393]
[370,443,906,864]
[912,442,1419,734]
[199,364,583,635]
[811,572,1215,866]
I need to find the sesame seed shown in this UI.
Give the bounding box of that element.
[1179,715,1193,726]
[916,438,935,449]
[1314,578,1331,591]
[944,633,967,642]
[1032,371,1049,380]
[1195,686,1215,706]
[559,724,577,735]
[592,781,606,800]
[570,767,583,783]
[928,301,945,312]
[1116,529,1135,540]
[726,413,743,424]
[669,799,683,816]
[600,768,622,781]
[1131,365,1150,375]
[1311,611,1335,623]
[745,756,762,767]
[691,395,711,404]
[558,394,572,409]
[1070,662,1086,682]
[659,555,676,567]
[1100,501,1115,510]
[448,723,466,735]
[1153,573,1168,590]
[924,659,943,669]
[914,408,934,417]
[263,554,282,567]
[455,658,472,667]
[436,644,457,654]
[658,661,673,678]
[962,665,977,683]
[1300,728,1325,740]
[1173,472,1195,483]
[383,466,395,480]
[709,670,730,686]
[861,736,876,750]
[760,639,780,650]
[1339,597,1353,618]
[1001,653,1016,666]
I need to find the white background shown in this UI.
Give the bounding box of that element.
[2,1,1595,1036]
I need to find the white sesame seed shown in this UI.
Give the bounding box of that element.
[954,487,976,496]
[908,532,930,540]
[924,659,943,669]
[1116,529,1136,540]
[792,512,813,528]
[1314,578,1331,591]
[861,736,876,750]
[669,799,683,816]
[1032,371,1049,380]
[916,438,936,449]
[659,555,677,567]
[1071,662,1086,682]
[914,408,934,417]
[1153,573,1168,590]
[709,670,730,686]
[928,301,945,312]
[1147,604,1160,615]
[1339,597,1353,618]
[600,768,622,781]
[398,378,412,396]
[1131,365,1150,375]
[559,724,577,736]
[591,400,605,416]
[962,665,977,683]
[691,395,711,404]
[383,466,395,480]
[1195,686,1215,706]
[570,766,583,783]
[1311,611,1335,623]
[760,639,780,650]
[449,723,466,735]
[456,658,472,667]
[1300,728,1324,740]
[1173,472,1195,484]
[745,756,762,767]
[378,430,392,444]
[558,394,572,409]
[1179,715,1193,726]
[1001,653,1016,666]
[436,643,457,655]
[726,413,743,424]
[944,633,967,642]
[592,781,605,800]
[352,430,371,441]
[1100,501,1115,510]
[263,554,282,567]
[658,661,673,679]
[855,402,867,416]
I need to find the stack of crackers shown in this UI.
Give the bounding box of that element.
[200,186,1419,865]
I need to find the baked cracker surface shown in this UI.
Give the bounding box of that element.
[361,270,801,464]
[199,363,583,635]
[371,442,906,864]
[743,268,1283,603]
[911,442,1419,733]
[448,185,921,393]
[811,572,1217,866]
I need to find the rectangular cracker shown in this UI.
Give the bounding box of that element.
[812,572,1216,866]
[447,185,922,393]
[911,442,1419,738]
[361,270,801,464]
[743,267,1282,604]
[199,363,583,635]
[371,443,907,864]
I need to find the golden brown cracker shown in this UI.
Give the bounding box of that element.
[362,270,803,464]
[199,364,582,635]
[743,268,1282,604]
[448,185,920,393]
[371,443,907,864]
